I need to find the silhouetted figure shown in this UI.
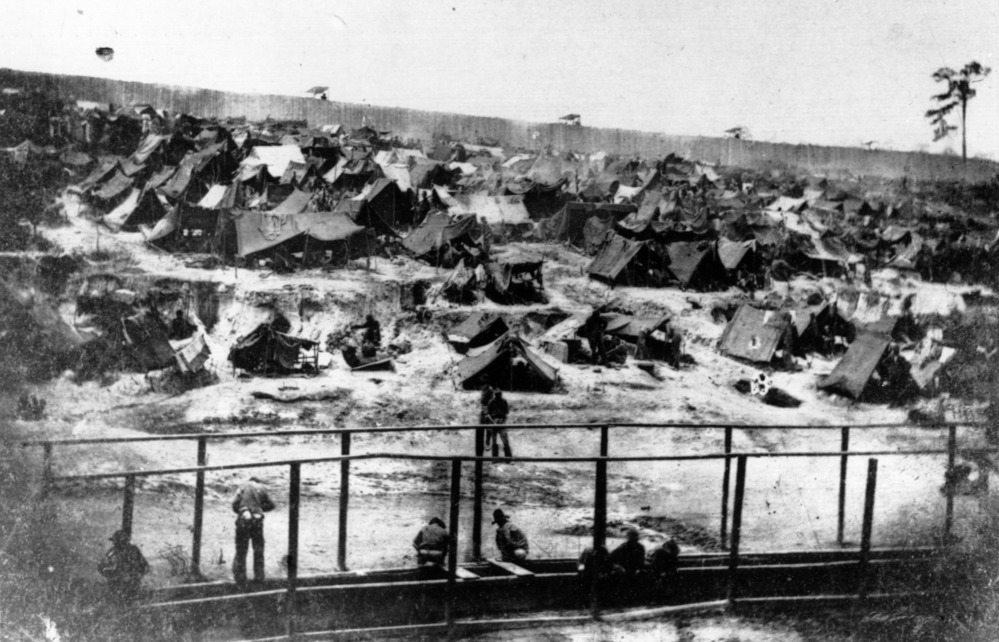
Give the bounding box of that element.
[169,310,194,340]
[98,530,150,603]
[493,509,528,562]
[231,478,275,586]
[413,517,450,566]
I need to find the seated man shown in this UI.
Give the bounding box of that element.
[647,538,681,594]
[169,310,194,340]
[413,517,450,566]
[492,509,528,562]
[608,527,645,577]
[98,530,150,603]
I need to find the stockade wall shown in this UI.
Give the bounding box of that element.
[4,68,997,183]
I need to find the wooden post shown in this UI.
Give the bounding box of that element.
[338,432,351,571]
[473,427,484,560]
[591,432,608,620]
[445,460,461,635]
[857,458,878,604]
[837,427,850,545]
[944,426,956,539]
[191,437,207,577]
[41,443,53,498]
[286,463,301,637]
[721,427,733,548]
[121,474,135,536]
[727,455,747,605]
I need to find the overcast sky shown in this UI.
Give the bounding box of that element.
[3,1,997,158]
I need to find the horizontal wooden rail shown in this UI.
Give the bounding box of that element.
[45,447,997,483]
[20,420,984,448]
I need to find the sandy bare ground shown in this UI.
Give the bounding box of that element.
[4,194,993,598]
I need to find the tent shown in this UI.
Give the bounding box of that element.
[539,202,635,248]
[270,189,312,215]
[717,238,757,272]
[242,145,305,179]
[197,183,238,210]
[122,311,175,371]
[817,333,892,399]
[354,178,413,227]
[718,305,796,367]
[103,188,168,232]
[483,258,545,304]
[464,193,531,226]
[229,320,318,374]
[456,333,558,392]
[448,312,510,353]
[587,232,670,287]
[665,242,727,290]
[402,212,480,265]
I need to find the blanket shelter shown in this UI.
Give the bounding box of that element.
[540,202,635,246]
[718,305,796,368]
[103,188,168,232]
[603,313,675,361]
[122,310,175,371]
[355,178,413,227]
[75,157,119,192]
[587,233,670,287]
[536,313,589,363]
[465,193,531,226]
[665,241,727,290]
[402,212,481,267]
[270,189,312,215]
[457,333,558,392]
[817,332,892,399]
[409,160,456,189]
[718,238,757,273]
[227,209,374,266]
[504,180,567,220]
[448,312,510,353]
[242,145,305,179]
[483,258,545,304]
[91,169,133,203]
[229,319,318,375]
[197,183,239,210]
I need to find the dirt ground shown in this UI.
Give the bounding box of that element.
[1,193,995,639]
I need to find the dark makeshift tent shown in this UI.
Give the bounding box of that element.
[360,178,413,227]
[540,202,635,248]
[229,319,318,374]
[448,312,510,353]
[817,333,891,399]
[457,333,558,392]
[122,311,175,371]
[484,258,545,304]
[718,304,795,368]
[103,188,168,232]
[587,233,670,287]
[402,212,480,266]
[665,241,727,290]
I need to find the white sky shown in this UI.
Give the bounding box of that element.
[3,0,997,158]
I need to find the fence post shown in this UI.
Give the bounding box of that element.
[121,474,136,536]
[721,427,732,548]
[286,463,301,637]
[473,427,484,561]
[191,437,207,578]
[338,431,351,571]
[944,426,956,539]
[41,443,53,498]
[591,431,608,620]
[857,458,878,605]
[837,427,850,545]
[445,460,461,636]
[727,455,747,605]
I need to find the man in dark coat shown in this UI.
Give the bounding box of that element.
[486,391,512,459]
[413,517,450,566]
[98,529,150,603]
[609,527,645,577]
[232,478,276,586]
[492,509,528,562]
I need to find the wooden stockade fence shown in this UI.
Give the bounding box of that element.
[3,68,997,183]
[23,421,990,638]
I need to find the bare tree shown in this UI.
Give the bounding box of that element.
[926,61,991,162]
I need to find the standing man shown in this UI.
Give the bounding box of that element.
[492,509,529,562]
[232,477,275,586]
[98,530,150,603]
[413,517,450,566]
[486,391,513,460]
[352,314,382,356]
[583,306,607,364]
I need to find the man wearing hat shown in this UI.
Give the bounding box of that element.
[98,529,150,603]
[231,477,276,586]
[492,509,528,562]
[413,517,450,566]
